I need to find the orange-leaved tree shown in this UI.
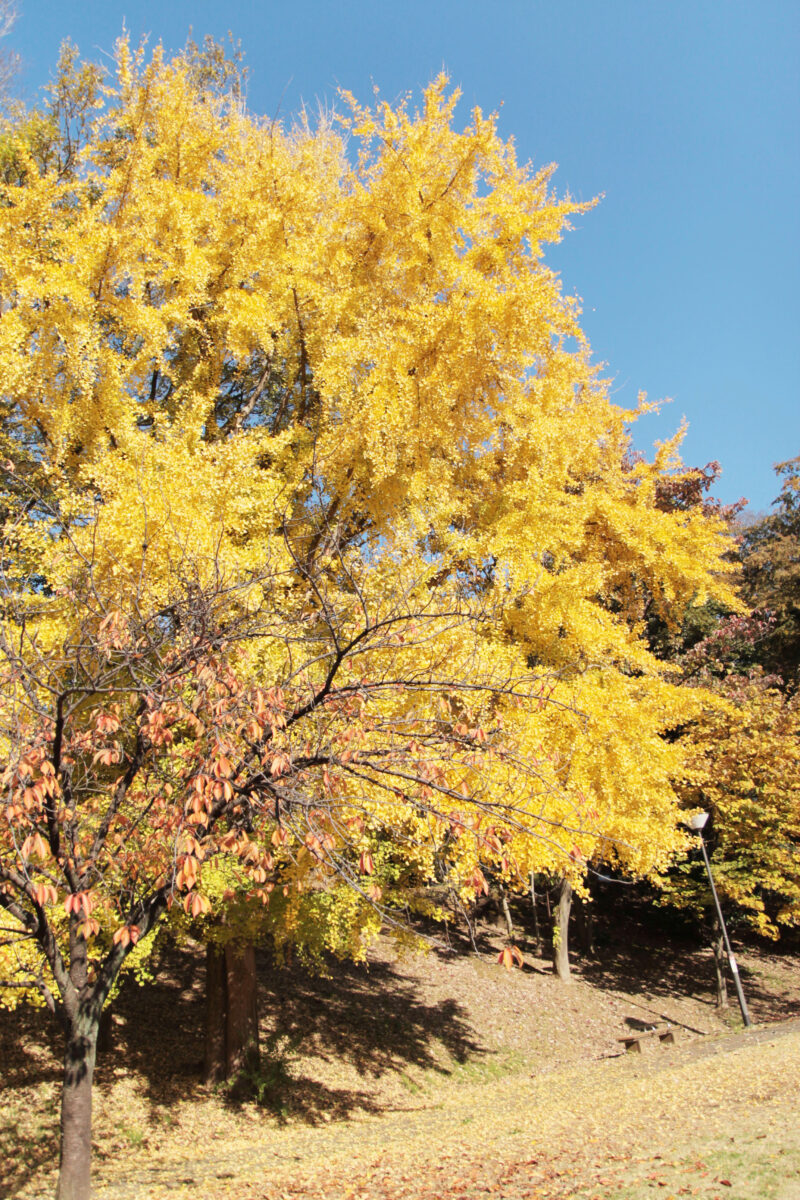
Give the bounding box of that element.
[675,676,800,938]
[1,503,560,1198]
[657,458,800,950]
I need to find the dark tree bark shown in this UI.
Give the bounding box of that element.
[96,1007,113,1055]
[574,894,595,958]
[224,942,259,1077]
[204,941,260,1084]
[529,871,541,952]
[48,895,167,1200]
[712,925,729,1009]
[56,1010,99,1200]
[552,877,573,983]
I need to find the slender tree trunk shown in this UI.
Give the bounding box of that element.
[574,894,595,958]
[204,942,260,1084]
[56,1012,99,1200]
[453,890,479,953]
[499,884,514,940]
[529,871,541,951]
[552,877,573,982]
[712,926,729,1009]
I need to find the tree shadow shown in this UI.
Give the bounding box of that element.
[0,1001,63,1088]
[259,948,481,1078]
[561,896,800,1027]
[723,944,800,1024]
[103,941,484,1123]
[0,1005,63,1195]
[576,928,719,1005]
[1,936,486,1192]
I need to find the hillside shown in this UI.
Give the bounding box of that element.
[3,906,799,1199]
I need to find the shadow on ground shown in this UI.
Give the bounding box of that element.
[105,942,483,1121]
[3,893,797,1196]
[503,882,800,1027]
[572,924,799,1026]
[0,939,484,1194]
[259,949,482,1080]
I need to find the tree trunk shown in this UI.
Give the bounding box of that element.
[499,885,514,939]
[574,894,595,958]
[712,926,729,1009]
[224,942,259,1077]
[56,1012,99,1200]
[552,877,573,982]
[529,872,541,951]
[204,942,260,1084]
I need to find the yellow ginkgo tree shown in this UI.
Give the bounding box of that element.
[0,37,737,1200]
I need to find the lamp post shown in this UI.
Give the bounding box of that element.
[687,812,752,1028]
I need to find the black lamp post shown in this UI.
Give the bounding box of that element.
[687,812,752,1028]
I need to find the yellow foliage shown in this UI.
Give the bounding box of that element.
[0,40,740,1007]
[670,681,800,936]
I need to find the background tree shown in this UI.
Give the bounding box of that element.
[645,457,800,1000]
[739,456,800,689]
[673,678,800,938]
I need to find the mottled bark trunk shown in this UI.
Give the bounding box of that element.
[552,877,573,983]
[204,942,260,1083]
[56,1012,99,1200]
[224,943,259,1077]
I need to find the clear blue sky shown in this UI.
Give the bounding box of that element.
[6,1,799,510]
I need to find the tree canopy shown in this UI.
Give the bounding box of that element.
[0,38,739,1200]
[739,456,800,690]
[655,458,800,940]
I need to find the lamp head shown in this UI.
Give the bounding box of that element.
[687,811,709,832]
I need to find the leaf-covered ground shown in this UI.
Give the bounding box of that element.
[3,912,800,1199]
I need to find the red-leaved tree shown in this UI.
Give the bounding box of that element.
[0,514,567,1199]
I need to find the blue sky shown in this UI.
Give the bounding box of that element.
[6,1,799,510]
